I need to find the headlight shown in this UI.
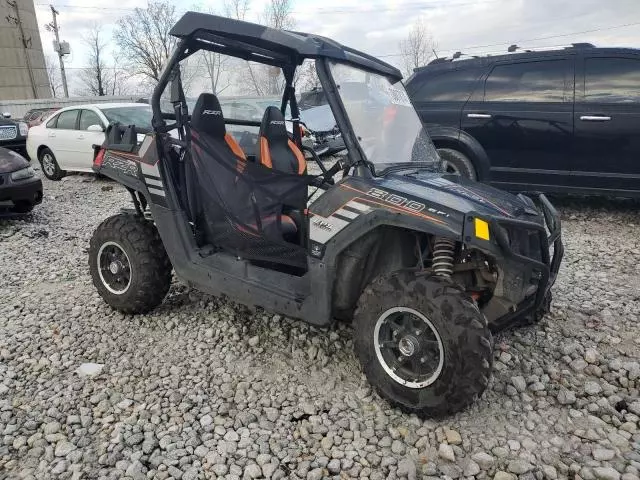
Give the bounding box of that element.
[18,122,28,136]
[11,166,35,181]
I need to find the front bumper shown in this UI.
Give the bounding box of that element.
[0,175,43,208]
[471,194,564,330]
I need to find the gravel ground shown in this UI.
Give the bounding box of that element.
[1,172,639,480]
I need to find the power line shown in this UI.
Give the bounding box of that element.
[35,0,502,15]
[376,20,640,58]
[35,3,139,11]
[455,21,640,51]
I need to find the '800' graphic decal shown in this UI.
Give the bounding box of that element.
[366,188,450,218]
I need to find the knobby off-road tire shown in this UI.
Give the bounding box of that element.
[354,272,493,417]
[89,214,172,314]
[437,147,477,180]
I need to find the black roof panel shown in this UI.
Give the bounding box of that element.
[170,12,403,81]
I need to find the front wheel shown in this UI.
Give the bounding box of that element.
[89,214,172,314]
[437,148,477,180]
[354,272,493,417]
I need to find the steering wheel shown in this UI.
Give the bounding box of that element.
[301,144,341,188]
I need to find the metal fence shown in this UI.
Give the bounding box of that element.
[0,96,142,119]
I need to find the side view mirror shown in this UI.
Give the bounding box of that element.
[2,112,11,119]
[87,124,104,132]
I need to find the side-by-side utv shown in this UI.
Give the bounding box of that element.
[88,12,563,417]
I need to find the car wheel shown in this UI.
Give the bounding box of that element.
[38,148,65,181]
[437,148,477,180]
[354,271,493,417]
[89,214,172,314]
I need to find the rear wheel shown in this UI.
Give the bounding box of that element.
[89,214,172,314]
[437,148,477,180]
[38,148,65,181]
[354,272,493,417]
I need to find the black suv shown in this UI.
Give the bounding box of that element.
[406,45,640,197]
[0,116,29,159]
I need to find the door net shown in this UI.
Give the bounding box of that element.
[188,130,313,268]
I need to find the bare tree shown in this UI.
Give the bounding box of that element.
[223,0,250,20]
[243,0,295,95]
[191,0,250,95]
[399,18,437,78]
[295,60,320,94]
[45,55,62,97]
[262,0,295,29]
[79,25,110,96]
[200,52,231,95]
[113,0,178,82]
[109,55,131,96]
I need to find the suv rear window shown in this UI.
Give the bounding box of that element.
[484,60,568,102]
[408,69,480,102]
[585,57,640,103]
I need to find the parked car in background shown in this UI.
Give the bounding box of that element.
[26,103,150,180]
[0,115,29,159]
[406,44,640,197]
[0,146,42,213]
[23,108,59,128]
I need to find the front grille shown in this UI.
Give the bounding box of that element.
[0,126,17,140]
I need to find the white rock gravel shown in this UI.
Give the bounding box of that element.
[1,175,639,480]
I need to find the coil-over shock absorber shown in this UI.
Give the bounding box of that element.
[432,237,456,277]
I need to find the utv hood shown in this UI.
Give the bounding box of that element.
[379,172,541,220]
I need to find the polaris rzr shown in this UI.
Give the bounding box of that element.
[88,12,563,416]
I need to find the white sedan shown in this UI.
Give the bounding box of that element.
[26,103,151,180]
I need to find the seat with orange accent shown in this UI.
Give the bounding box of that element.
[190,93,246,161]
[186,93,244,235]
[188,94,298,239]
[258,106,306,176]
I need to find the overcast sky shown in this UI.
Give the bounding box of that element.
[34,0,640,93]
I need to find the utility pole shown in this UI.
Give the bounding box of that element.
[5,0,38,98]
[46,5,68,97]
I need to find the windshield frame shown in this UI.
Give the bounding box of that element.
[316,58,441,176]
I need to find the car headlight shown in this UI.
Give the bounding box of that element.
[11,166,35,181]
[18,122,28,136]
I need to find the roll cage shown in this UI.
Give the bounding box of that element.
[150,11,405,176]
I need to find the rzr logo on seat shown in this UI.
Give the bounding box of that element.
[202,110,222,116]
[270,120,285,125]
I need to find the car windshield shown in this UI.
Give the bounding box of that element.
[329,61,441,173]
[99,106,152,130]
